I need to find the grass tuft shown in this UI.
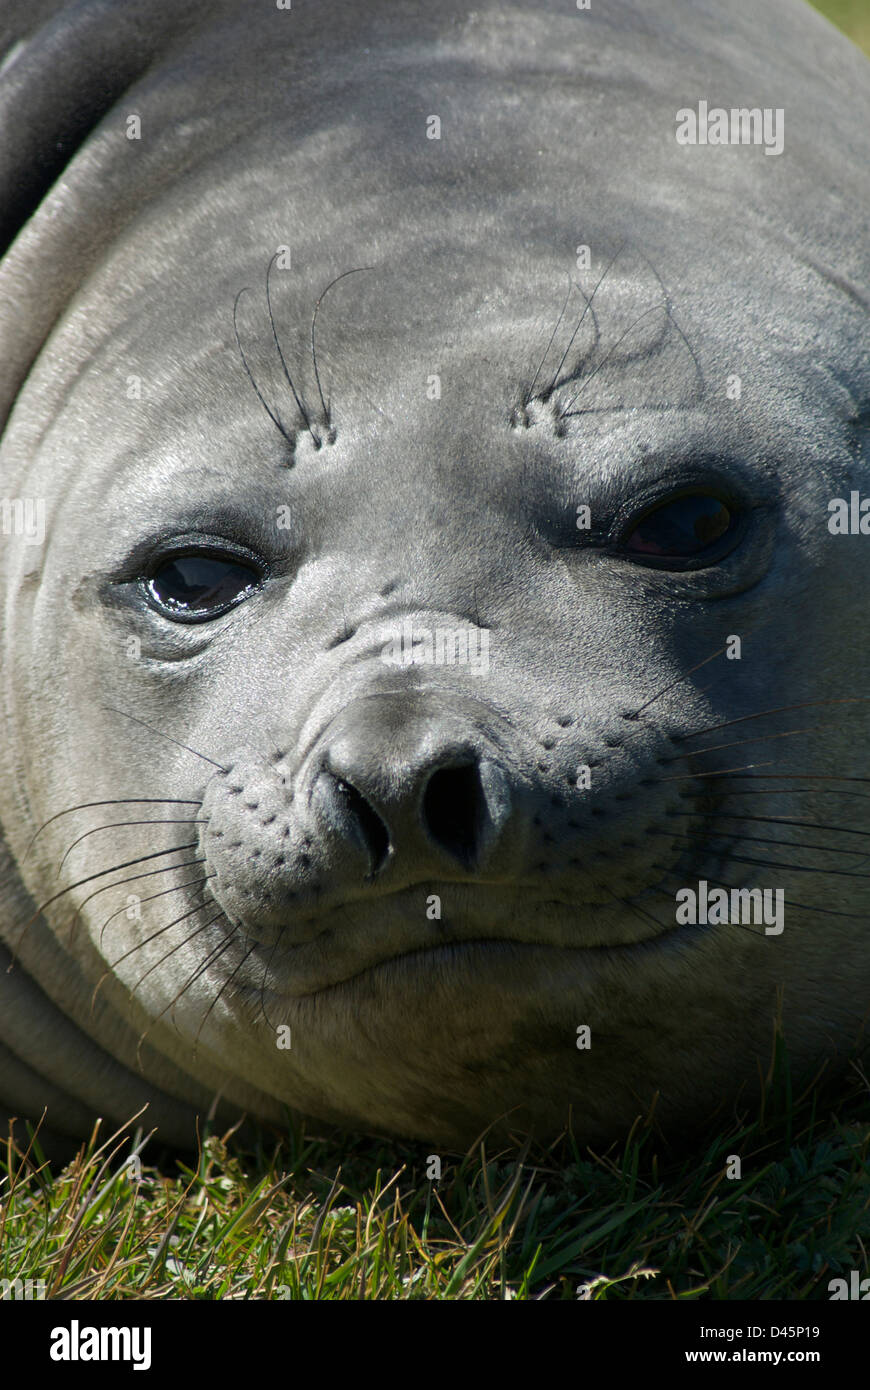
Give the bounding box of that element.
[3,1049,868,1300]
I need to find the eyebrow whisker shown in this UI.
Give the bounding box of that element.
[266,252,320,446]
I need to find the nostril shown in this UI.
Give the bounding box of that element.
[333,776,391,876]
[422,762,482,867]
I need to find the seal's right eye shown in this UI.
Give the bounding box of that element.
[619,493,740,567]
[143,550,263,622]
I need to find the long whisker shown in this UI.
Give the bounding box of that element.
[707,772,870,785]
[675,697,870,743]
[713,850,870,880]
[91,896,214,1011]
[600,881,672,939]
[546,247,623,394]
[660,727,816,762]
[658,762,777,781]
[310,267,374,423]
[9,843,200,961]
[108,899,215,977]
[71,857,207,934]
[558,303,669,417]
[669,809,870,840]
[653,869,870,921]
[99,874,213,950]
[661,825,870,863]
[627,641,734,720]
[58,820,207,876]
[633,249,705,404]
[233,287,294,445]
[130,913,227,1002]
[25,798,202,859]
[194,942,258,1049]
[522,270,573,406]
[647,877,769,940]
[136,930,235,1065]
[258,931,284,1031]
[266,252,319,444]
[696,785,870,804]
[101,707,227,772]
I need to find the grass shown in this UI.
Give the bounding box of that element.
[811,0,870,55]
[3,1040,868,1300]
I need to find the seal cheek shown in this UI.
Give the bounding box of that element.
[199,755,316,949]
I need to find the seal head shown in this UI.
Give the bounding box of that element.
[0,0,868,1147]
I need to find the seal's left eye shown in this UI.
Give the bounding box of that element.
[622,494,737,564]
[144,552,262,621]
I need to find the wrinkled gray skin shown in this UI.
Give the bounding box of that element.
[0,0,868,1152]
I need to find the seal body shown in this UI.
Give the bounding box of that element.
[0,0,868,1149]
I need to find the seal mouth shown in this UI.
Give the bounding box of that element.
[265,917,708,1001]
[290,938,535,997]
[222,861,702,999]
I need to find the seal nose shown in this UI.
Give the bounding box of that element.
[317,769,392,875]
[422,761,490,866]
[309,697,512,877]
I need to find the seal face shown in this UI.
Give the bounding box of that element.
[0,0,868,1148]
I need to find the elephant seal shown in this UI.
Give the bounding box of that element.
[0,0,868,1151]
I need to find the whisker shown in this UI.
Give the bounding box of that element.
[633,249,705,404]
[676,697,870,743]
[71,857,208,935]
[646,880,770,939]
[660,727,816,762]
[546,247,622,395]
[101,707,228,772]
[233,287,294,445]
[627,640,734,720]
[130,912,227,1002]
[58,819,207,876]
[654,869,870,921]
[697,786,870,803]
[669,809,870,840]
[109,898,214,976]
[658,762,777,781]
[599,881,671,939]
[522,270,573,407]
[194,942,258,1049]
[660,825,870,863]
[662,302,705,406]
[24,798,202,860]
[266,252,319,445]
[310,267,374,424]
[136,930,235,1065]
[716,772,870,784]
[558,303,668,417]
[713,851,870,880]
[9,844,200,961]
[91,896,214,1011]
[259,931,284,1031]
[98,873,213,950]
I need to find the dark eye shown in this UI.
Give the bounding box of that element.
[622,494,738,564]
[144,551,263,621]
